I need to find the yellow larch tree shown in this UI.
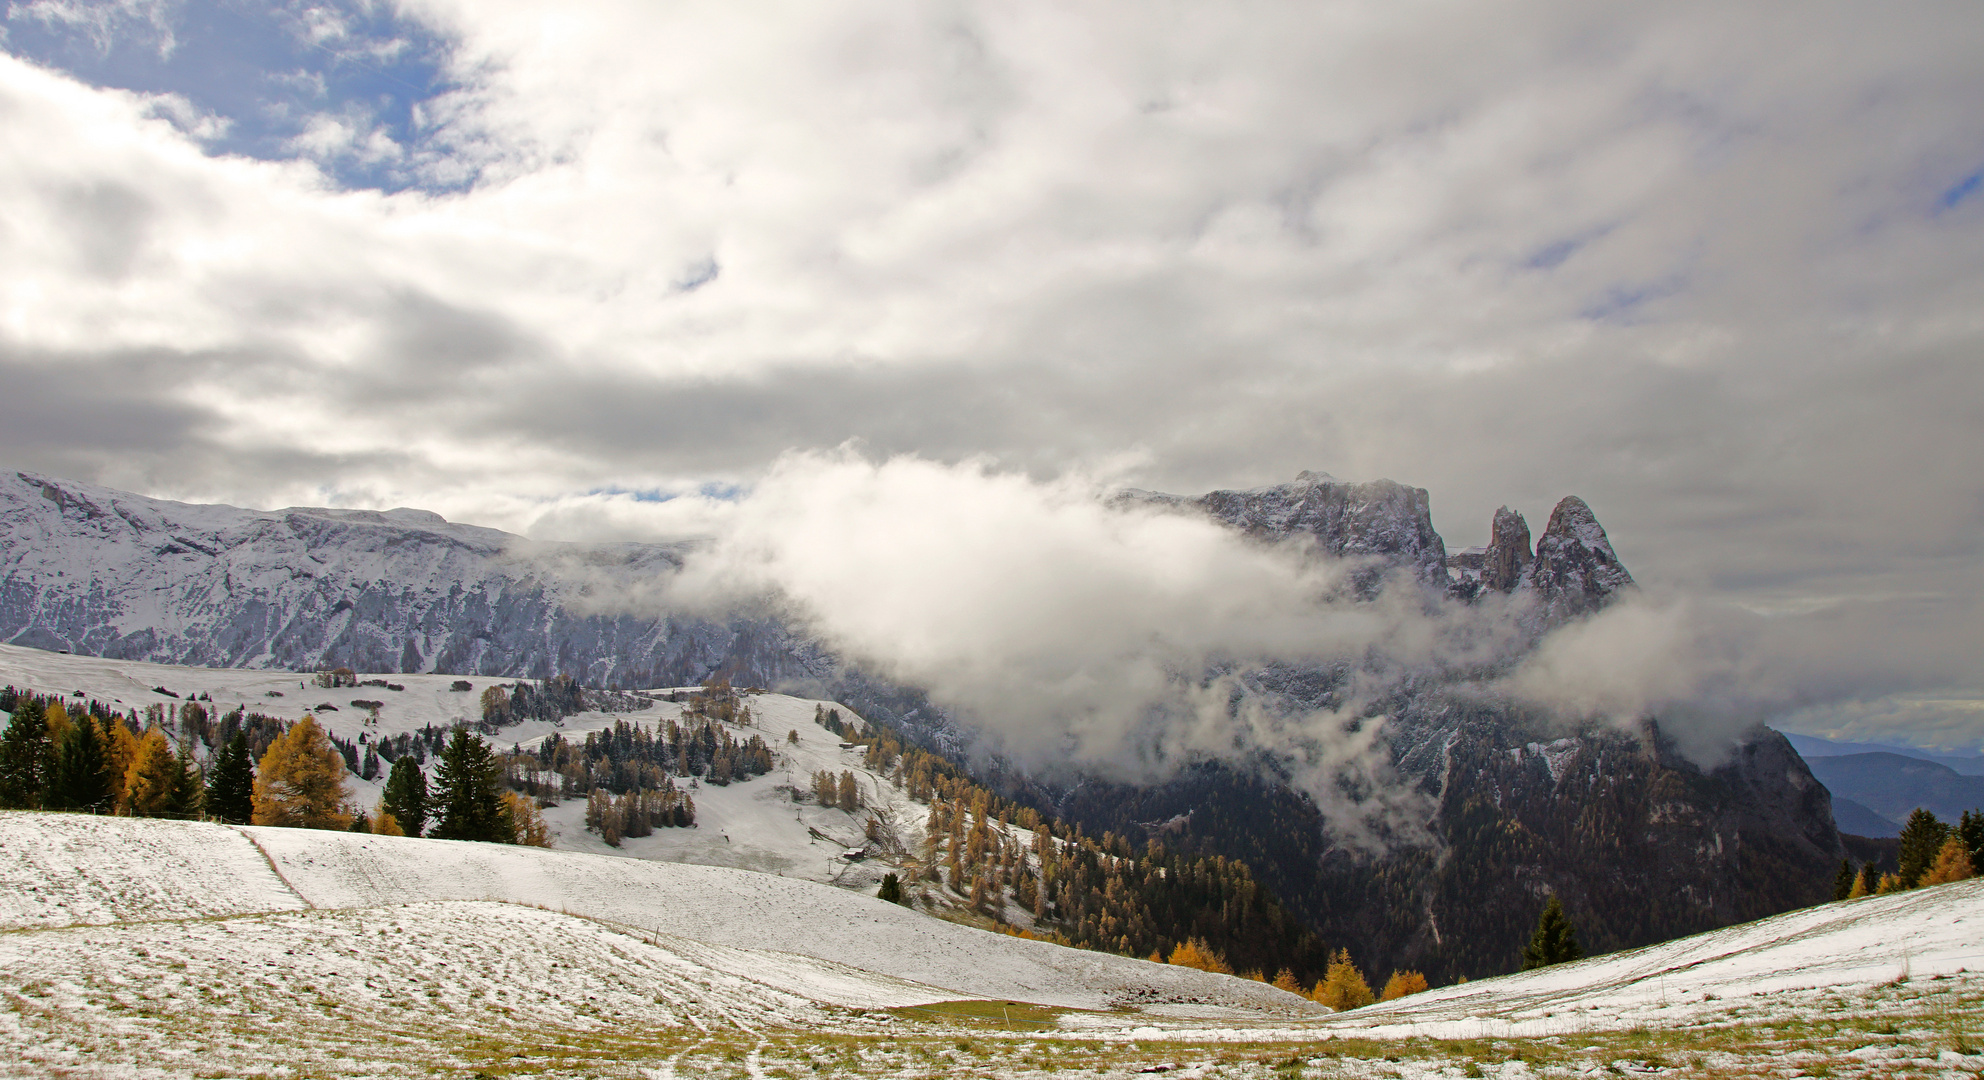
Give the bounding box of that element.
[1314,948,1375,1012]
[1166,938,1233,975]
[1922,837,1975,886]
[252,715,353,830]
[121,728,179,816]
[100,716,139,809]
[502,790,550,847]
[1380,970,1430,1001]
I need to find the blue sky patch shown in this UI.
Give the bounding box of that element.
[1939,167,1984,212]
[1523,237,1582,271]
[4,0,455,192]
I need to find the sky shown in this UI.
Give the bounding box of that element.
[1,2,1981,751]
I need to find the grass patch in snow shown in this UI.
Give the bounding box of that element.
[889,997,1088,1030]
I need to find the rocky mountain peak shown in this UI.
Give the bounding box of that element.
[1521,495,1635,619]
[1184,473,1448,592]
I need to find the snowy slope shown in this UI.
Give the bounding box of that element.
[0,642,920,893]
[0,812,305,928]
[1103,878,1984,1044]
[3,811,1980,1078]
[1336,878,1984,1036]
[0,811,1310,1016]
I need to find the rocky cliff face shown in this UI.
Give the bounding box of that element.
[1126,472,1448,595]
[1354,698,1841,979]
[1485,506,1535,594]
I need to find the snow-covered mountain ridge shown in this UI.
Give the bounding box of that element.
[0,469,1629,680]
[0,470,804,686]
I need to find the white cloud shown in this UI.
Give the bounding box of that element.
[9,0,177,57]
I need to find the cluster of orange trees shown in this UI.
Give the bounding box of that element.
[1162,938,1428,1010]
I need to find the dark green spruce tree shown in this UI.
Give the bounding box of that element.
[429,728,510,843]
[1961,810,1984,867]
[877,872,903,904]
[380,755,429,837]
[1521,895,1584,970]
[1831,858,1858,901]
[0,698,51,809]
[166,742,204,819]
[48,715,111,813]
[1897,809,1950,889]
[204,731,255,824]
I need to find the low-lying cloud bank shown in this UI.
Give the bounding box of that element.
[569,451,1981,837]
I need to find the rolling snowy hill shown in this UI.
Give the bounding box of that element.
[2,810,1978,1078]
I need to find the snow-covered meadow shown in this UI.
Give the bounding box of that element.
[4,810,1983,1078]
[0,643,924,893]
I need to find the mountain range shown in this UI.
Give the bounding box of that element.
[0,469,1846,980]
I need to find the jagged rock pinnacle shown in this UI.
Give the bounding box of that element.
[1521,495,1635,618]
[1484,506,1532,593]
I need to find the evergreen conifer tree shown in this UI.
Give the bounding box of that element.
[1521,895,1583,969]
[0,698,51,809]
[1962,810,1984,865]
[429,728,510,843]
[205,731,255,824]
[877,871,903,904]
[1832,858,1857,901]
[1852,862,1879,898]
[166,742,204,818]
[1897,809,1951,889]
[381,756,429,837]
[48,712,112,812]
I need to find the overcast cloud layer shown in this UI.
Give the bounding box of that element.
[1,2,1981,749]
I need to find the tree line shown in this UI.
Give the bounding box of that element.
[0,685,548,847]
[1832,807,1980,899]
